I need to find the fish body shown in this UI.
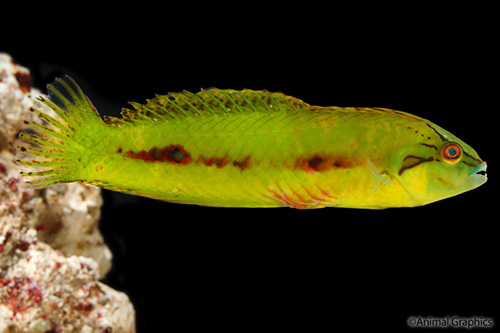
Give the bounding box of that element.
[17,76,487,209]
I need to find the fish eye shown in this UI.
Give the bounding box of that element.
[440,142,462,164]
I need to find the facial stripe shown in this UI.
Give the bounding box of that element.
[461,161,476,167]
[462,151,482,164]
[426,124,448,142]
[420,143,438,151]
[398,155,434,175]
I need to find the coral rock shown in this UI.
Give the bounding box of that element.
[0,53,135,332]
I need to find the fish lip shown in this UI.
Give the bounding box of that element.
[469,161,487,180]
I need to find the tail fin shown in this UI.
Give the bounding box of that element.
[17,75,104,188]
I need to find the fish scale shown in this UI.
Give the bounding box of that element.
[16,75,487,209]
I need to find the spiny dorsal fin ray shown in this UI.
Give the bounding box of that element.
[45,75,102,126]
[101,88,426,127]
[103,89,312,126]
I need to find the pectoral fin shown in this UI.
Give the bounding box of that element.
[365,156,393,191]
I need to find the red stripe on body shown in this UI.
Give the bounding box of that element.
[125,145,191,164]
[124,144,252,172]
[197,156,229,168]
[295,154,355,173]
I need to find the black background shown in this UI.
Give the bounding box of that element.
[4,5,497,332]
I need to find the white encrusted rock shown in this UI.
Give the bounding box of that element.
[0,240,135,332]
[0,53,34,145]
[0,53,135,332]
[0,52,111,277]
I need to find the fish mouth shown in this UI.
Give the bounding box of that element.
[469,161,487,185]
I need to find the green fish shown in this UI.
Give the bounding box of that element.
[17,76,487,209]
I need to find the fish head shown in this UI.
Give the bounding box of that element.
[391,121,487,206]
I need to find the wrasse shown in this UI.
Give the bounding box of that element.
[17,76,487,209]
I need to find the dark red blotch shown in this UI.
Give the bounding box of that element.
[197,156,229,168]
[14,71,32,93]
[232,156,251,171]
[126,145,191,164]
[124,144,252,171]
[297,154,353,173]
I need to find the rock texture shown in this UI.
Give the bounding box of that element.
[0,53,135,332]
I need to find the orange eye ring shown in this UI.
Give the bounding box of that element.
[441,142,462,164]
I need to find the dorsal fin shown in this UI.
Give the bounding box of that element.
[103,88,311,126]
